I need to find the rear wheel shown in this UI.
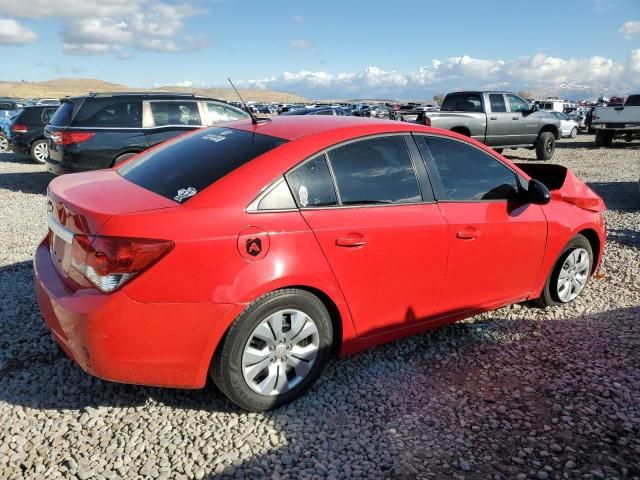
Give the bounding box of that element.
[211,289,333,411]
[595,130,613,147]
[0,136,8,153]
[535,131,555,160]
[29,139,48,164]
[535,234,593,307]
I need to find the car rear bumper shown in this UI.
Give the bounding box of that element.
[45,158,92,175]
[34,238,239,388]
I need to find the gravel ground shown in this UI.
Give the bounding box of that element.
[0,134,639,480]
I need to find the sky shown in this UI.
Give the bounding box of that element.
[0,0,639,99]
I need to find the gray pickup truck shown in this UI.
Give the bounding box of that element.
[424,91,561,160]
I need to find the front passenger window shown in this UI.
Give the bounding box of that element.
[417,136,520,201]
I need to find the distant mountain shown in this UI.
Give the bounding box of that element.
[0,78,309,103]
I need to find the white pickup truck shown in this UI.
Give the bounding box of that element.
[592,93,640,147]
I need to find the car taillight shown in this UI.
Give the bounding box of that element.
[50,131,95,145]
[11,124,28,133]
[70,235,174,292]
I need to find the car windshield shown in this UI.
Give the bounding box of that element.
[118,127,287,203]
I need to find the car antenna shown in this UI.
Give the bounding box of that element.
[228,77,270,125]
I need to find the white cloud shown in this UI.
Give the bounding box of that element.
[0,0,207,56]
[0,18,37,45]
[620,20,640,39]
[243,51,640,99]
[289,39,312,49]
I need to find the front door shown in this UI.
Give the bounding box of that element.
[286,136,450,336]
[415,134,547,311]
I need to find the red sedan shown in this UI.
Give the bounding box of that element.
[34,116,606,411]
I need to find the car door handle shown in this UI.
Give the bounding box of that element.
[456,228,480,240]
[490,116,497,120]
[336,235,368,247]
[512,117,519,120]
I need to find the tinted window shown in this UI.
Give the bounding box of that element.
[49,101,74,126]
[42,107,57,124]
[489,94,507,112]
[625,95,640,107]
[119,127,286,202]
[417,136,519,201]
[0,103,12,111]
[150,101,201,126]
[73,100,142,127]
[441,93,483,112]
[328,136,421,205]
[314,109,333,115]
[287,154,338,208]
[506,94,530,113]
[205,102,248,124]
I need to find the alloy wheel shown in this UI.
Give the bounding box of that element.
[0,136,8,153]
[556,248,590,302]
[33,142,48,163]
[242,309,319,396]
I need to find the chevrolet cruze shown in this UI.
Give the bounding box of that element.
[34,116,606,411]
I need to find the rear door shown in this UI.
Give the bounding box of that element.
[143,100,203,146]
[289,135,450,336]
[506,93,539,144]
[415,134,547,311]
[484,93,513,146]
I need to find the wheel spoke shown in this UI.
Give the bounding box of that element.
[290,343,318,362]
[252,322,276,344]
[274,365,289,393]
[290,321,317,345]
[255,363,278,395]
[286,354,313,378]
[267,313,284,340]
[243,346,270,365]
[287,311,307,341]
[243,356,271,382]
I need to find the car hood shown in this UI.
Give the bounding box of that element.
[515,163,606,212]
[47,169,178,235]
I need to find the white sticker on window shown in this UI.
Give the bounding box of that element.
[174,187,197,202]
[298,185,309,207]
[202,134,226,143]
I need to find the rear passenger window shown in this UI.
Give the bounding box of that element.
[489,94,507,112]
[73,101,142,127]
[441,93,483,112]
[205,102,248,124]
[42,108,57,124]
[151,101,201,126]
[287,155,337,207]
[416,136,520,201]
[328,136,421,205]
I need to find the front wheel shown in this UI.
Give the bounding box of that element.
[30,139,48,164]
[211,289,333,411]
[595,130,613,147]
[0,135,8,153]
[535,131,556,160]
[570,127,578,138]
[535,234,593,307]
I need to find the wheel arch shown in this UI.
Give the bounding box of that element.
[539,124,559,140]
[576,228,601,274]
[450,126,471,137]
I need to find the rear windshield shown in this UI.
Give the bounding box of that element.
[49,101,74,126]
[118,127,287,203]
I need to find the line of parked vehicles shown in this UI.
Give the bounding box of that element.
[0,91,638,172]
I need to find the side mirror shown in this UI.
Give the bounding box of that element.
[527,179,551,205]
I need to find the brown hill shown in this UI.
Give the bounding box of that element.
[0,78,308,103]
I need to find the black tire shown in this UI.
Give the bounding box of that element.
[570,127,578,138]
[535,234,593,307]
[211,289,333,412]
[29,139,48,164]
[595,130,613,147]
[112,152,138,166]
[0,135,8,153]
[535,131,555,160]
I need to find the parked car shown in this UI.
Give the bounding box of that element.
[592,93,640,147]
[5,104,60,163]
[281,107,351,116]
[0,98,22,121]
[425,91,561,160]
[362,104,390,119]
[568,112,587,131]
[35,116,605,411]
[44,93,250,175]
[548,111,579,138]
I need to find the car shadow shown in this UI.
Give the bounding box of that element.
[587,181,639,212]
[0,150,34,165]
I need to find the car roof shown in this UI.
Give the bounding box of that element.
[230,115,419,141]
[63,92,229,102]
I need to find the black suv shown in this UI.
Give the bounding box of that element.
[44,93,249,175]
[6,105,59,163]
